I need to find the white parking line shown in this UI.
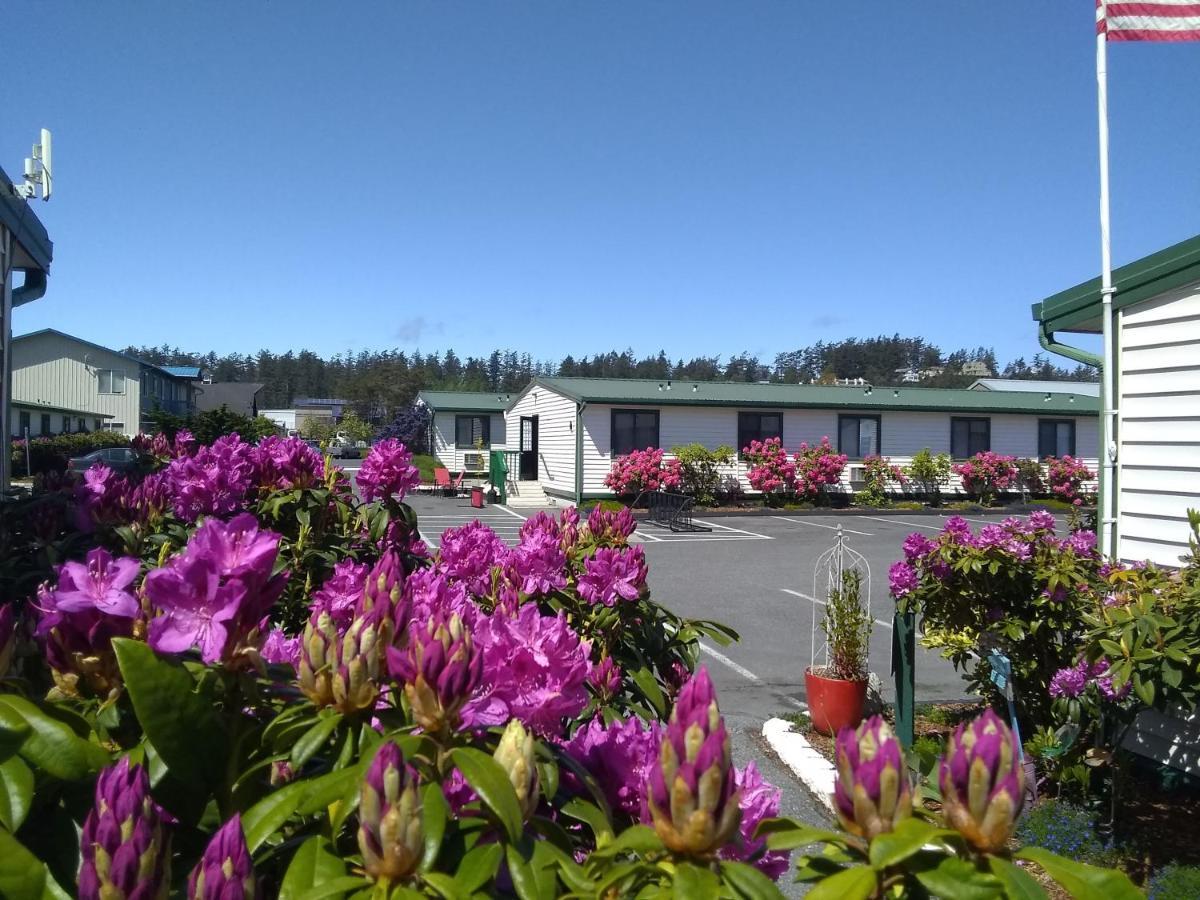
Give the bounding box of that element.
[691,519,772,539]
[776,517,873,537]
[630,530,664,543]
[699,643,806,710]
[940,514,1007,526]
[857,515,943,532]
[495,506,529,522]
[781,588,894,631]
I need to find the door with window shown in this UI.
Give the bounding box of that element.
[519,416,539,480]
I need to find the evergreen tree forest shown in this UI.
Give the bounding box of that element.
[125,335,1097,422]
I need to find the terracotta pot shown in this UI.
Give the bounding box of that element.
[805,667,868,736]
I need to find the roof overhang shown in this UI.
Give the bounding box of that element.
[0,166,53,292]
[1033,232,1200,334]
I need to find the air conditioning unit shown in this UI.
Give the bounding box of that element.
[463,452,487,472]
[846,463,866,483]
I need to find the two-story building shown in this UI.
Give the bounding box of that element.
[11,329,199,437]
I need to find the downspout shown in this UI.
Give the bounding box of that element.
[1037,322,1102,369]
[574,401,586,506]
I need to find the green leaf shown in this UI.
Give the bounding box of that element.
[805,864,878,900]
[868,818,944,868]
[988,857,1047,900]
[719,860,788,900]
[112,639,226,793]
[505,844,546,900]
[756,818,850,851]
[630,666,666,717]
[591,823,663,856]
[448,747,524,843]
[0,827,47,900]
[674,862,720,900]
[1016,846,1141,900]
[242,766,361,853]
[421,782,449,872]
[0,756,34,831]
[422,872,467,900]
[290,714,343,769]
[296,876,372,900]
[0,696,108,781]
[280,836,348,900]
[913,854,1002,899]
[452,842,503,894]
[0,712,29,763]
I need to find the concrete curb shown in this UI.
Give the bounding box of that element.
[619,503,1083,520]
[761,718,837,815]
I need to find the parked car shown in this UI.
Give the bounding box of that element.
[67,447,142,474]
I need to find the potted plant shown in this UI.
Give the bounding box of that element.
[805,567,871,735]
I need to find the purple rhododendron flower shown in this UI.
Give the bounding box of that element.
[52,547,141,617]
[506,528,567,597]
[167,434,257,521]
[1049,662,1088,698]
[404,567,480,628]
[942,516,972,540]
[253,435,325,489]
[577,547,647,607]
[463,604,591,736]
[357,438,421,503]
[35,580,135,686]
[519,511,560,542]
[1067,530,1098,556]
[720,761,788,878]
[436,520,508,597]
[146,555,242,663]
[587,505,637,543]
[901,532,935,561]
[888,561,919,598]
[310,558,370,631]
[560,715,662,819]
[261,628,300,667]
[1029,510,1057,532]
[189,513,279,583]
[976,524,1008,549]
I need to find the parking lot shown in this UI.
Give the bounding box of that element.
[399,492,1042,723]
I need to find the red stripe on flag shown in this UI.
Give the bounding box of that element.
[1107,26,1200,38]
[1106,3,1200,16]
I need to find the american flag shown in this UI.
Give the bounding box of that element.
[1097,1,1200,41]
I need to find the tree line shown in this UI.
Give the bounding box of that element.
[124,335,1097,421]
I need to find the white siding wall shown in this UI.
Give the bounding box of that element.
[12,334,141,436]
[506,387,577,496]
[1117,280,1200,567]
[579,403,1098,497]
[430,412,509,472]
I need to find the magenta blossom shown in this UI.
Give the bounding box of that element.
[1049,660,1088,698]
[357,438,421,503]
[253,434,325,489]
[561,715,662,819]
[145,555,243,663]
[463,604,591,736]
[888,560,919,598]
[1029,510,1056,532]
[506,528,567,597]
[586,505,637,544]
[404,567,480,628]
[52,547,141,618]
[311,558,369,631]
[577,546,647,606]
[261,628,301,667]
[167,434,257,521]
[722,761,788,878]
[437,520,507,597]
[901,532,935,561]
[589,655,622,701]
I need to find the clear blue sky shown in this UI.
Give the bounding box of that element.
[7,2,1199,365]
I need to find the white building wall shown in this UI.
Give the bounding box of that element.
[12,333,141,435]
[1117,281,1200,567]
[506,386,577,496]
[260,409,297,433]
[579,402,1098,498]
[430,411,509,472]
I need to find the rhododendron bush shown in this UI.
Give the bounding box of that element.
[741,436,847,504]
[1044,454,1095,506]
[952,450,1018,503]
[604,446,682,495]
[0,432,807,896]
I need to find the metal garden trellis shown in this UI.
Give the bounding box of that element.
[808,525,873,675]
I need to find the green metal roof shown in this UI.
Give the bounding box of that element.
[1032,232,1200,334]
[418,390,512,413]
[12,399,114,419]
[527,377,1098,416]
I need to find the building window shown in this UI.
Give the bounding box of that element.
[611,409,660,456]
[98,369,126,394]
[838,415,881,458]
[738,411,783,453]
[40,414,51,435]
[1038,419,1076,459]
[951,417,991,459]
[61,416,70,433]
[106,422,125,433]
[455,415,491,449]
[18,411,30,435]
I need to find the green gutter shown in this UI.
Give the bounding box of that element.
[1037,322,1102,368]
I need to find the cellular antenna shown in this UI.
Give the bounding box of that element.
[13,129,52,201]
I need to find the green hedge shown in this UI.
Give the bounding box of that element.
[11,432,131,475]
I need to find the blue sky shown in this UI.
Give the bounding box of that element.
[6,2,1199,365]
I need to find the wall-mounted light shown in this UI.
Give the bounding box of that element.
[1044,393,1051,402]
[657,384,664,392]
[864,387,873,396]
[692,384,698,392]
[893,389,900,397]
[1069,395,1075,403]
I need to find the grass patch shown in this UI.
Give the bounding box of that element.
[580,499,630,514]
[412,453,437,482]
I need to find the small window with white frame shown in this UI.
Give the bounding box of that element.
[98,369,126,394]
[106,422,125,433]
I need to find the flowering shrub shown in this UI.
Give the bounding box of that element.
[742,436,846,504]
[857,454,907,506]
[1045,454,1096,506]
[773,710,1139,899]
[0,431,798,896]
[792,437,848,499]
[953,450,1018,503]
[742,437,796,496]
[605,447,682,495]
[891,512,1102,726]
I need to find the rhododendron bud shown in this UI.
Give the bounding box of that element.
[358,742,423,882]
[360,550,409,630]
[0,604,15,678]
[270,759,295,786]
[389,611,482,734]
[331,607,391,715]
[833,716,912,840]
[590,655,621,701]
[647,666,741,856]
[79,758,172,900]
[298,611,339,708]
[494,719,539,820]
[187,814,255,900]
[939,709,1025,852]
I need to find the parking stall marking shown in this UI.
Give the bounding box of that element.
[699,643,807,711]
[775,517,873,537]
[690,519,772,539]
[857,515,944,532]
[780,588,894,632]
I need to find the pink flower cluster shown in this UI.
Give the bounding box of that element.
[1044,455,1095,507]
[605,448,682,495]
[742,436,847,498]
[1049,657,1130,701]
[793,438,848,497]
[862,454,907,489]
[952,451,1018,500]
[253,435,326,490]
[132,430,195,460]
[742,438,795,494]
[356,438,421,503]
[166,434,259,521]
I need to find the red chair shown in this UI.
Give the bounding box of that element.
[449,471,465,497]
[434,467,453,496]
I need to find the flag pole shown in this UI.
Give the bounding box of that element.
[1096,1,1117,559]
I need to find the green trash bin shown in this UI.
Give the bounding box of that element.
[489,450,508,505]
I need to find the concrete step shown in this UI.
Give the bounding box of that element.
[504,481,554,507]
